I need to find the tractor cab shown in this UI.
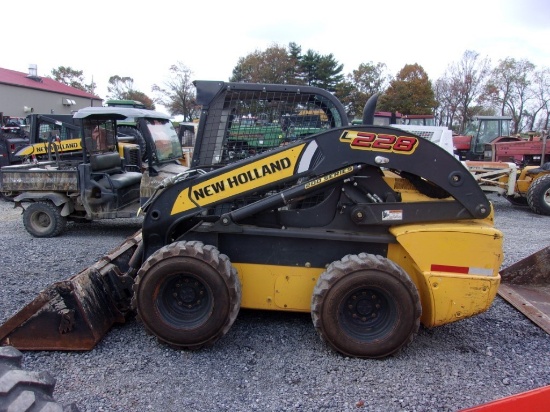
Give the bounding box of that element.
[453,116,513,160]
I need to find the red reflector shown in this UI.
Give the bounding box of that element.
[431,264,469,274]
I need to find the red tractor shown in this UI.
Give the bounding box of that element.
[453,116,519,161]
[484,132,550,167]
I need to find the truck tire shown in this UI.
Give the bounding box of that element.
[527,174,550,215]
[311,253,421,358]
[117,126,146,159]
[133,241,241,350]
[23,201,67,238]
[0,346,78,411]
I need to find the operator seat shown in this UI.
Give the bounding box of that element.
[90,152,142,190]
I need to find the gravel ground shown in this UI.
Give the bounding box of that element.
[0,195,548,412]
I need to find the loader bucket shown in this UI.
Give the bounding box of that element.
[0,231,142,350]
[497,246,550,334]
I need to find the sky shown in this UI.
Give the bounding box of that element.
[4,0,550,115]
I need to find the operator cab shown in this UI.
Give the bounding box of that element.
[458,116,513,160]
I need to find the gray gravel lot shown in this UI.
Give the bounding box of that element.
[0,195,548,412]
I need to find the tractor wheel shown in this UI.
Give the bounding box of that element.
[311,253,421,358]
[0,191,18,202]
[117,126,147,160]
[0,346,77,411]
[23,201,67,238]
[527,174,550,215]
[133,241,241,350]
[504,195,528,206]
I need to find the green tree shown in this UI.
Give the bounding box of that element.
[300,50,344,92]
[312,53,344,92]
[337,62,388,118]
[287,42,304,84]
[230,43,344,90]
[107,75,155,109]
[50,66,96,94]
[230,44,297,84]
[152,62,198,121]
[378,64,436,115]
[300,49,320,87]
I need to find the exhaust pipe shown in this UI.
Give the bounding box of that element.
[362,93,379,125]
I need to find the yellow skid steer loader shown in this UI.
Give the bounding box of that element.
[0,81,527,358]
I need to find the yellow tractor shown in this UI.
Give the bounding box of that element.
[0,81,507,358]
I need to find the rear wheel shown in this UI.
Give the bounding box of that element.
[311,253,421,358]
[23,201,67,238]
[133,241,241,349]
[527,174,550,215]
[117,126,147,160]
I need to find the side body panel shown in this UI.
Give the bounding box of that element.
[388,222,502,327]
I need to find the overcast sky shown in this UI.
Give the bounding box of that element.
[6,0,550,113]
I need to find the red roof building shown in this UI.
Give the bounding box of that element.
[0,65,103,118]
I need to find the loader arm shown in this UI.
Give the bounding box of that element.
[141,125,491,259]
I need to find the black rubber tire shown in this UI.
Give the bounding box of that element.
[0,191,18,202]
[504,195,528,206]
[0,346,78,411]
[311,253,421,359]
[22,201,67,238]
[117,126,147,160]
[527,174,550,215]
[133,241,241,350]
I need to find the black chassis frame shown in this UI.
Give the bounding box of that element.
[141,122,492,267]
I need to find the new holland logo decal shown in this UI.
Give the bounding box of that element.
[171,144,306,215]
[16,138,82,156]
[339,130,419,154]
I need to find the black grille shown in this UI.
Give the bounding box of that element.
[124,146,141,169]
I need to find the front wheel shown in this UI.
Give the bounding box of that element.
[22,201,67,238]
[527,174,550,215]
[311,253,421,358]
[133,241,241,350]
